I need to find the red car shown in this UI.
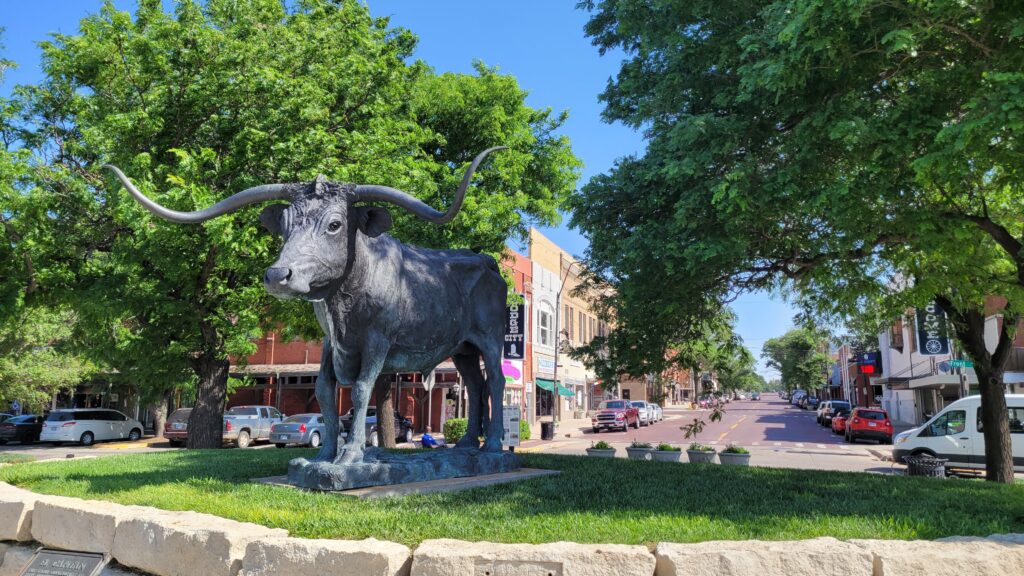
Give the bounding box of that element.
[163,408,191,447]
[591,399,640,432]
[831,409,851,435]
[844,407,893,444]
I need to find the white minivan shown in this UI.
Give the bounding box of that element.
[40,409,144,446]
[892,394,1024,472]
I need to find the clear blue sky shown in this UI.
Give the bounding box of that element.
[0,0,795,378]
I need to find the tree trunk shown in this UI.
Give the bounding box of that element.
[149,390,171,439]
[186,321,229,449]
[375,375,396,448]
[937,296,1016,484]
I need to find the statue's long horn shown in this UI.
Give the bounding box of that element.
[103,165,293,224]
[353,146,506,224]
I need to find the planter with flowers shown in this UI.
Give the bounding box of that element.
[586,440,616,458]
[718,444,751,466]
[686,442,716,464]
[652,443,682,462]
[625,440,654,460]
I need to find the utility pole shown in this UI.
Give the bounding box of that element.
[552,254,581,426]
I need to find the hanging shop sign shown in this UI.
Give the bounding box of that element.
[915,301,950,356]
[504,298,525,360]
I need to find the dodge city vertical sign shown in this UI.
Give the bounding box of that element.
[915,301,950,356]
[504,298,525,360]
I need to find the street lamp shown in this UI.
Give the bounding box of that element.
[551,256,582,426]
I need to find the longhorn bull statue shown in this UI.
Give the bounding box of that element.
[105,148,508,464]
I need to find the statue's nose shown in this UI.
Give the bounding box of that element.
[264,267,292,285]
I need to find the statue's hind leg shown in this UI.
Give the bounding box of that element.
[453,352,484,448]
[480,345,505,452]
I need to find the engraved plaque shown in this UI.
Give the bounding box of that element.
[19,548,109,576]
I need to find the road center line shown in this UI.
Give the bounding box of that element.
[718,432,728,441]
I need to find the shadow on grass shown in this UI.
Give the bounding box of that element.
[2,449,1022,543]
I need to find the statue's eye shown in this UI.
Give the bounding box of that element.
[327,220,342,233]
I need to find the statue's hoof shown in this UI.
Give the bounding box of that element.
[455,436,480,449]
[481,439,503,452]
[311,446,336,462]
[333,448,364,465]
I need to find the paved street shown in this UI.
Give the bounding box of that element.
[522,393,901,474]
[1,394,900,473]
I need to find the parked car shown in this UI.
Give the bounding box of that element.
[790,390,807,405]
[0,413,13,423]
[648,402,664,422]
[631,401,654,426]
[893,394,1024,472]
[39,409,144,446]
[818,401,851,426]
[831,409,851,435]
[805,397,820,410]
[591,399,640,432]
[845,407,893,444]
[0,414,44,445]
[340,407,414,446]
[271,413,326,448]
[223,405,285,448]
[163,407,191,447]
[750,392,761,401]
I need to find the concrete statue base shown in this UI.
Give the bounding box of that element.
[287,448,520,491]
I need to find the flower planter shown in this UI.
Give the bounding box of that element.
[625,446,653,460]
[652,450,682,463]
[585,448,616,458]
[718,451,751,466]
[686,449,716,464]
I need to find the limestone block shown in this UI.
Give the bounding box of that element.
[0,484,36,541]
[0,542,35,576]
[240,537,411,576]
[112,508,288,576]
[411,539,655,576]
[30,495,131,554]
[852,538,1024,576]
[655,538,872,576]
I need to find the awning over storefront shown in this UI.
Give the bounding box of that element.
[536,379,574,396]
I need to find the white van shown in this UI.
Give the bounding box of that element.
[892,394,1024,472]
[40,409,144,446]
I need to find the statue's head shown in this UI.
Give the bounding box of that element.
[104,148,504,301]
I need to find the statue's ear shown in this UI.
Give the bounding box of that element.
[356,206,392,238]
[260,204,288,235]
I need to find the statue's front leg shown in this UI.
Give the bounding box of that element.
[314,341,339,461]
[333,338,387,465]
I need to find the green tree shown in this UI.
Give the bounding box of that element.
[761,329,832,395]
[0,308,95,414]
[573,0,1024,482]
[17,0,578,447]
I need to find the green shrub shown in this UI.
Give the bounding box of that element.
[722,444,749,454]
[591,440,612,449]
[443,418,467,442]
[688,442,714,452]
[629,440,653,448]
[519,419,531,441]
[656,443,681,452]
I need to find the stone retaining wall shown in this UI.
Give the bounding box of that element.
[1,482,1021,576]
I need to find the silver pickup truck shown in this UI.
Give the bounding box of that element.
[223,405,284,448]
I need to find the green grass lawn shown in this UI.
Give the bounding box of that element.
[1,449,1022,547]
[0,453,36,464]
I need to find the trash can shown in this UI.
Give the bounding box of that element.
[540,421,554,441]
[904,455,947,478]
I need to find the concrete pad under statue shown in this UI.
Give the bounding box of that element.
[287,447,521,491]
